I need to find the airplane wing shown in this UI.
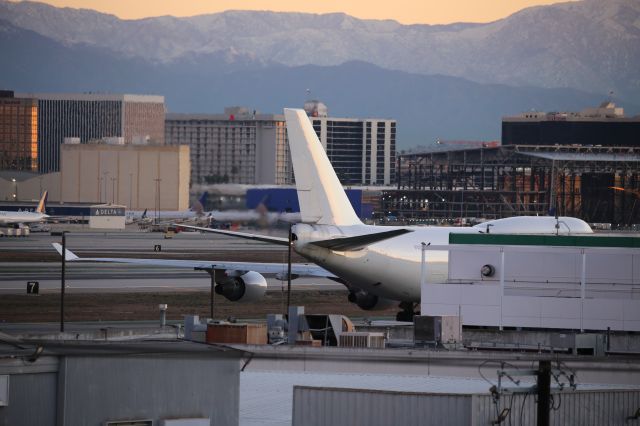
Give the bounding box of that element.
[309,228,412,251]
[51,243,336,278]
[174,224,289,246]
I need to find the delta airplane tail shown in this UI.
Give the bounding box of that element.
[191,192,208,214]
[284,108,362,227]
[35,191,48,214]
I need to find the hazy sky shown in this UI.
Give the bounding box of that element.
[31,0,574,24]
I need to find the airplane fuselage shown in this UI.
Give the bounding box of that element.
[0,211,48,224]
[292,216,594,303]
[293,223,481,302]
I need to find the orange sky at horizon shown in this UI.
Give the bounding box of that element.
[25,0,576,24]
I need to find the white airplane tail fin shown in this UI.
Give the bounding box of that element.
[284,108,362,226]
[52,243,79,261]
[36,190,48,214]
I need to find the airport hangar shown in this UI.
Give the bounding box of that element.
[386,144,640,226]
[384,102,640,227]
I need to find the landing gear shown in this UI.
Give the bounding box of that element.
[396,302,418,322]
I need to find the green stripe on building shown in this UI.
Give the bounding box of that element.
[449,233,640,248]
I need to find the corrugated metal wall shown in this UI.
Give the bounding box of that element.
[293,387,472,426]
[293,387,640,426]
[474,389,640,425]
[0,372,57,426]
[59,355,240,426]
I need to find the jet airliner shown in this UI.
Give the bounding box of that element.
[0,191,49,225]
[55,110,593,319]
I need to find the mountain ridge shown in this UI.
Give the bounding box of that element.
[2,19,636,149]
[0,0,639,100]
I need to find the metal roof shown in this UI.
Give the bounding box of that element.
[0,339,247,358]
[520,151,640,162]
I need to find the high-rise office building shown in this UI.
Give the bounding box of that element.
[502,101,640,146]
[309,117,396,185]
[305,101,396,186]
[15,92,165,173]
[166,108,291,185]
[166,104,396,186]
[0,91,38,171]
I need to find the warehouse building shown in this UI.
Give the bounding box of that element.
[0,340,245,426]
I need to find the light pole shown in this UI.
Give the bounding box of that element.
[129,173,133,209]
[111,177,117,204]
[103,171,109,204]
[286,225,293,315]
[154,178,162,223]
[11,178,17,201]
[52,231,68,332]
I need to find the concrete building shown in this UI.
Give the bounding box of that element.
[0,91,38,171]
[502,101,640,146]
[60,142,190,210]
[0,340,244,426]
[166,108,290,185]
[15,92,165,173]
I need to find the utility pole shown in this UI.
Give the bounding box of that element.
[537,360,551,426]
[209,267,216,319]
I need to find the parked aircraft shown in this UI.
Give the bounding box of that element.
[126,193,208,223]
[0,191,49,225]
[127,192,300,226]
[54,109,593,319]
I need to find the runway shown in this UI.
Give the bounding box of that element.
[0,228,288,254]
[0,230,343,293]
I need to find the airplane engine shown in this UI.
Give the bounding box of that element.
[215,271,267,303]
[348,290,396,311]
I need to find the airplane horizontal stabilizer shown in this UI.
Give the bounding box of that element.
[52,243,79,261]
[310,228,412,251]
